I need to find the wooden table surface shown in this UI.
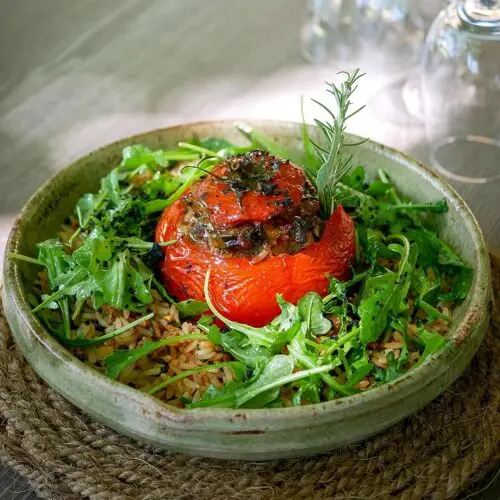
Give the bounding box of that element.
[0,1,498,498]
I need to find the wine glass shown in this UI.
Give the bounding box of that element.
[421,0,500,183]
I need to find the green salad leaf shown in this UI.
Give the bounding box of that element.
[203,270,300,352]
[297,292,332,336]
[414,328,449,366]
[53,312,155,348]
[175,299,208,318]
[104,333,205,379]
[220,331,273,368]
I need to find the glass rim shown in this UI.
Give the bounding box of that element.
[457,1,500,36]
[430,134,500,184]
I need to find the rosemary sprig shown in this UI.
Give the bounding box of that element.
[308,70,366,218]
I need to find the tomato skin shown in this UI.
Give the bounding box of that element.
[155,201,355,327]
[193,161,306,228]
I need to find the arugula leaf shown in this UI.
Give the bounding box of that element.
[274,295,299,330]
[104,333,205,379]
[372,351,406,383]
[323,274,362,335]
[439,266,474,302]
[234,122,300,163]
[391,316,409,364]
[149,276,175,305]
[184,136,254,159]
[36,239,72,287]
[196,311,277,369]
[32,268,88,313]
[406,228,464,268]
[207,325,222,345]
[359,235,416,344]
[175,299,208,318]
[8,253,45,266]
[297,292,331,336]
[325,275,347,302]
[336,183,378,224]
[417,299,450,322]
[294,377,321,405]
[288,323,351,396]
[190,358,340,409]
[94,251,152,311]
[359,226,381,266]
[220,331,272,368]
[345,360,374,388]
[204,270,299,351]
[359,272,397,344]
[238,355,294,408]
[188,373,250,409]
[143,199,173,215]
[121,144,190,168]
[414,328,448,366]
[391,241,419,314]
[54,312,154,348]
[377,169,422,228]
[366,180,391,197]
[65,274,98,303]
[72,227,113,273]
[236,359,340,408]
[371,317,409,384]
[75,193,103,227]
[141,172,182,198]
[101,170,121,206]
[341,165,365,190]
[197,314,215,329]
[412,266,441,304]
[405,229,473,303]
[145,157,222,214]
[198,137,237,154]
[149,361,243,396]
[385,200,448,214]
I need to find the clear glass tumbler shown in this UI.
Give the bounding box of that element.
[422,0,500,183]
[402,0,451,119]
[301,0,425,71]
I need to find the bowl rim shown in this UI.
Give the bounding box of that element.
[2,119,491,427]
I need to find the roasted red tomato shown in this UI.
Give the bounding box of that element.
[155,151,355,327]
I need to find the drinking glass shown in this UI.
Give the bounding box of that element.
[301,0,342,64]
[422,0,500,183]
[301,0,425,70]
[402,0,451,119]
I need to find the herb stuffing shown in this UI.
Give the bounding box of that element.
[9,71,473,409]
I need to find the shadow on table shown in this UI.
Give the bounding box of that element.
[0,0,308,211]
[0,129,54,217]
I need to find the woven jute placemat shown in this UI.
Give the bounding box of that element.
[0,259,499,500]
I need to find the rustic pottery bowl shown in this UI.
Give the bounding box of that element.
[2,121,491,460]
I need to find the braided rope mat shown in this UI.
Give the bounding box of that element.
[0,260,499,500]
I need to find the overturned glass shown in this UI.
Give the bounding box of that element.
[422,0,500,183]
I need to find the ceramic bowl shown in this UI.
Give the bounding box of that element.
[2,121,491,460]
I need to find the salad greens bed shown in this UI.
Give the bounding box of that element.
[9,71,474,408]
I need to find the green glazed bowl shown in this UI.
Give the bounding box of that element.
[2,121,491,460]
